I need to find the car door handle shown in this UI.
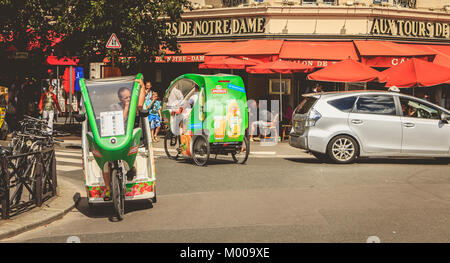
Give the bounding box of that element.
[403,123,415,128]
[351,119,363,125]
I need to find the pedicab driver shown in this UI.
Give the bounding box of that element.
[102,78,146,201]
[169,86,199,136]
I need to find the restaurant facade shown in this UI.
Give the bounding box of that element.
[141,0,450,111]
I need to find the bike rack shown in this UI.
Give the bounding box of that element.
[0,148,57,220]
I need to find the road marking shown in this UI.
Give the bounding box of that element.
[56,156,82,163]
[57,164,82,172]
[56,149,83,172]
[152,147,165,152]
[56,149,81,154]
[250,151,276,155]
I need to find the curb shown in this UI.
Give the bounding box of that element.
[0,178,83,240]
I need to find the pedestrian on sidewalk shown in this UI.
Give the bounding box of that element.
[39,84,62,135]
[146,91,162,142]
[143,81,153,105]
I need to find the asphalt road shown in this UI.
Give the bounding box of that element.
[4,151,450,243]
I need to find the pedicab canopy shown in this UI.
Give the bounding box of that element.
[79,74,143,169]
[162,74,248,143]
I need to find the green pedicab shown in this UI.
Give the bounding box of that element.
[77,75,156,219]
[162,74,250,166]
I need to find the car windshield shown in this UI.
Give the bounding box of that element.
[85,76,136,137]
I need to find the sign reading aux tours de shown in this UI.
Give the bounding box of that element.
[371,18,450,39]
[166,17,266,37]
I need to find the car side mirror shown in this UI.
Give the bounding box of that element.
[75,113,86,122]
[139,110,149,117]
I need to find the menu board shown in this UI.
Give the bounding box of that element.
[100,111,125,137]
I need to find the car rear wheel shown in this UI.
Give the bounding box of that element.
[327,135,358,164]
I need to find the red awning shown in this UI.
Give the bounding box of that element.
[199,56,261,69]
[379,58,450,88]
[157,40,279,63]
[206,39,284,56]
[354,41,435,67]
[402,43,450,68]
[46,56,78,66]
[246,60,314,74]
[279,41,359,67]
[307,59,381,83]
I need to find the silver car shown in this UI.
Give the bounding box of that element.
[289,91,450,164]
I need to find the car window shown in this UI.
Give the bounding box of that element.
[328,96,357,112]
[295,97,317,114]
[355,95,396,116]
[399,97,440,120]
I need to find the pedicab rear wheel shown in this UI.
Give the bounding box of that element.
[192,135,210,166]
[164,131,180,160]
[111,169,125,219]
[232,136,250,164]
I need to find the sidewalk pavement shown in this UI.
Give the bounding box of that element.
[0,178,84,240]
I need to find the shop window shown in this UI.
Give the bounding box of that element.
[373,0,389,4]
[396,0,417,8]
[301,0,317,5]
[322,0,336,5]
[345,82,366,91]
[222,0,248,7]
[269,79,291,95]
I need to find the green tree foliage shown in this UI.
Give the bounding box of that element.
[0,0,190,67]
[53,0,191,66]
[0,0,62,54]
[0,0,63,81]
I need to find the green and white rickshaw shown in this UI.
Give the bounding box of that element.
[162,74,250,166]
[77,74,156,219]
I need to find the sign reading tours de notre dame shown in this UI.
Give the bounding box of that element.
[371,18,450,39]
[166,17,266,37]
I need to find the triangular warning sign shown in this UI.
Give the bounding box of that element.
[106,33,121,49]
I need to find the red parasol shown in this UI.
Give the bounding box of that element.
[307,59,381,82]
[379,58,450,88]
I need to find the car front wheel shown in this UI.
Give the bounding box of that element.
[327,135,358,164]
